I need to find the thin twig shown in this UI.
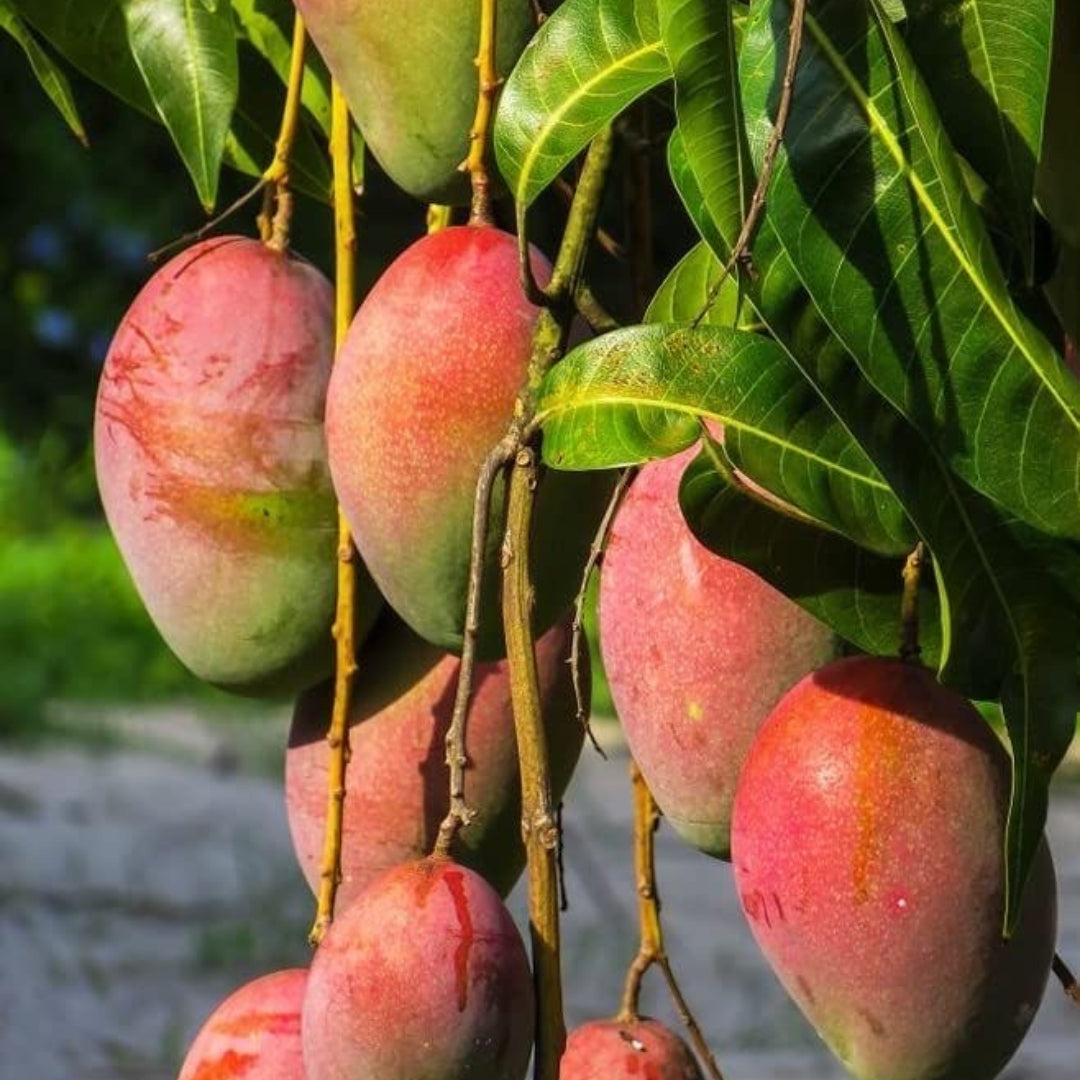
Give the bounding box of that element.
[556,177,626,259]
[573,281,621,334]
[427,203,454,233]
[695,0,807,324]
[147,181,268,262]
[309,80,360,947]
[569,466,636,756]
[1053,952,1080,1007]
[618,762,726,1080]
[899,541,925,664]
[463,0,501,224]
[434,437,518,857]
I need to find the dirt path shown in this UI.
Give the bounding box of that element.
[0,707,1076,1079]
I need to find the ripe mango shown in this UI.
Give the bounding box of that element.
[286,613,584,901]
[294,0,535,203]
[326,225,610,657]
[599,448,836,858]
[302,856,534,1080]
[560,1018,704,1080]
[94,236,380,695]
[731,656,1057,1080]
[178,968,307,1080]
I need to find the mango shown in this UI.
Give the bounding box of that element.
[599,447,836,858]
[94,235,380,695]
[560,1018,704,1080]
[302,856,534,1080]
[293,0,535,203]
[326,224,610,657]
[177,968,306,1080]
[731,656,1057,1080]
[286,613,584,901]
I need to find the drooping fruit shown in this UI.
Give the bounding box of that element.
[285,613,585,901]
[599,447,836,858]
[293,0,534,203]
[731,656,1057,1080]
[95,235,381,695]
[302,856,534,1080]
[560,1018,704,1080]
[177,968,307,1080]
[327,224,610,657]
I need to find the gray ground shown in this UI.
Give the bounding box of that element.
[0,705,1076,1079]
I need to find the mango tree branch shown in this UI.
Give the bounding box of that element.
[261,12,309,251]
[503,448,566,1080]
[464,0,501,224]
[618,762,727,1080]
[308,81,360,947]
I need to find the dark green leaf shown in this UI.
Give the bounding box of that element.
[740,0,1080,542]
[121,0,239,210]
[667,126,730,259]
[679,439,942,664]
[231,0,331,134]
[535,323,908,555]
[14,0,156,117]
[659,0,752,251]
[494,0,669,209]
[905,0,1054,274]
[0,1,86,144]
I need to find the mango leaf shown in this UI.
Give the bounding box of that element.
[659,0,752,251]
[668,130,1076,928]
[14,0,156,117]
[1036,0,1080,248]
[905,0,1054,275]
[231,0,332,134]
[122,0,239,210]
[739,0,1080,543]
[494,0,669,210]
[646,247,913,555]
[535,323,909,555]
[0,0,86,144]
[679,439,943,664]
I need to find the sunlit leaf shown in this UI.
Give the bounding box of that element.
[905,0,1054,274]
[494,0,669,209]
[122,0,239,210]
[0,1,86,144]
[740,0,1080,545]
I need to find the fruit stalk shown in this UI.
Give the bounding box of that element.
[619,761,727,1080]
[900,540,926,663]
[309,80,360,947]
[1053,951,1080,1006]
[464,0,500,224]
[503,446,565,1080]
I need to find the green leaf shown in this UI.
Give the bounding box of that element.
[679,439,942,664]
[494,0,669,209]
[231,0,331,134]
[644,236,744,327]
[535,323,909,555]
[667,126,730,259]
[14,0,156,117]
[740,0,1080,542]
[904,0,1054,275]
[659,0,751,252]
[0,0,86,144]
[121,0,239,210]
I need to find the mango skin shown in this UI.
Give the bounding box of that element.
[327,225,612,658]
[94,236,381,696]
[302,856,534,1080]
[731,657,1057,1080]
[286,614,584,902]
[178,968,307,1080]
[293,0,534,203]
[599,448,836,859]
[560,1018,704,1080]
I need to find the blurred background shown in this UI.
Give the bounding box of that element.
[1,31,1077,1080]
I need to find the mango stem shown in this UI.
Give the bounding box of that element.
[464,0,501,225]
[308,81,360,947]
